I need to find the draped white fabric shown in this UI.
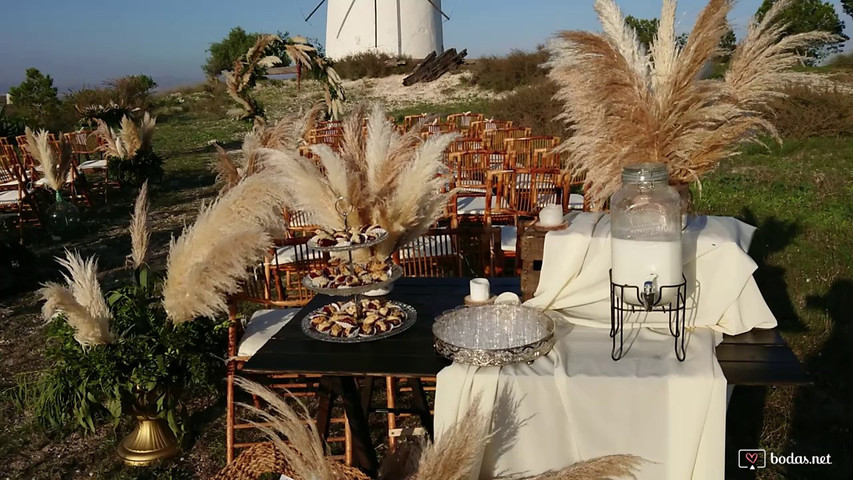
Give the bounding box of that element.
[434,213,778,480]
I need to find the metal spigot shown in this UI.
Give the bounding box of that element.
[641,274,658,311]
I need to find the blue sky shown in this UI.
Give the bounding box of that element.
[0,0,849,93]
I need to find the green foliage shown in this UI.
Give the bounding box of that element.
[333,51,415,79]
[828,51,853,68]
[625,15,660,51]
[204,27,291,77]
[15,266,228,439]
[467,47,550,92]
[8,68,61,130]
[625,15,733,60]
[756,0,848,64]
[69,74,157,127]
[0,105,25,138]
[108,148,165,187]
[842,0,853,20]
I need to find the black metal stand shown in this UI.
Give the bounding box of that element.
[609,270,688,362]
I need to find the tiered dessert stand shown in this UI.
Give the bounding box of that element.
[300,200,416,343]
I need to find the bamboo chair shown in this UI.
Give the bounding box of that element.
[403,114,429,132]
[226,245,352,465]
[529,147,564,169]
[0,137,10,146]
[452,151,507,226]
[311,133,344,152]
[447,136,483,154]
[385,226,500,449]
[446,112,484,135]
[483,127,532,151]
[211,442,370,480]
[468,119,513,140]
[0,147,39,238]
[485,168,567,272]
[63,131,114,200]
[505,136,561,167]
[420,122,456,137]
[283,208,320,238]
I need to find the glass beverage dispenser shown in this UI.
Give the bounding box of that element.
[611,163,682,309]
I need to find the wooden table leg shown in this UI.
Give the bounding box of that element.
[411,378,434,440]
[316,377,338,441]
[326,376,379,476]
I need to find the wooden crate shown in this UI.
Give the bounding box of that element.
[520,226,547,301]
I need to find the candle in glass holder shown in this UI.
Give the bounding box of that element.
[539,204,564,227]
[469,278,491,302]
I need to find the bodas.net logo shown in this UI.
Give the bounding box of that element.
[738,449,766,470]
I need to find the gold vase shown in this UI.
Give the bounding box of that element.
[116,416,179,466]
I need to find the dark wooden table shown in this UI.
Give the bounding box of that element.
[243,277,809,474]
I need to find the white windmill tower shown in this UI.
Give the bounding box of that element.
[304,0,449,60]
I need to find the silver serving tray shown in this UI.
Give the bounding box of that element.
[307,228,388,252]
[433,304,556,366]
[302,263,403,296]
[301,300,417,343]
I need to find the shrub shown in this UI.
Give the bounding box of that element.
[204,27,291,77]
[482,79,564,137]
[333,51,415,79]
[0,105,25,138]
[467,47,550,92]
[828,51,853,69]
[107,74,157,110]
[67,75,157,127]
[771,85,853,138]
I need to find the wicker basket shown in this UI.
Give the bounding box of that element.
[210,443,371,480]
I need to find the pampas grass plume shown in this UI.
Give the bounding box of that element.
[40,250,113,347]
[162,170,290,323]
[130,181,150,268]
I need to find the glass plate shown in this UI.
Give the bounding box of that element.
[301,300,417,343]
[307,228,388,252]
[433,304,556,366]
[302,263,403,296]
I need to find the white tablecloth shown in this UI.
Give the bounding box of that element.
[434,213,778,480]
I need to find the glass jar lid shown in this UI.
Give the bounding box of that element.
[621,163,669,184]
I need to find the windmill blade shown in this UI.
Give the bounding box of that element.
[425,0,451,21]
[304,0,327,21]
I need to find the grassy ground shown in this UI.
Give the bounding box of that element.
[696,138,853,479]
[1,79,851,479]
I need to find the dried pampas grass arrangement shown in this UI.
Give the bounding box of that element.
[261,103,456,259]
[161,170,290,323]
[129,181,150,268]
[549,0,838,209]
[94,112,157,160]
[212,104,324,193]
[24,127,73,193]
[40,250,113,348]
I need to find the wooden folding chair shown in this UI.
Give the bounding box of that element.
[483,127,532,151]
[468,119,513,140]
[283,208,320,238]
[384,226,500,449]
[403,114,429,132]
[226,244,352,465]
[505,136,561,167]
[446,112,484,135]
[485,168,567,273]
[0,146,40,238]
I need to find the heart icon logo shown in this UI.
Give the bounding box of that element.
[745,452,759,464]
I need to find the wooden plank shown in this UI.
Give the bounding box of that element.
[719,361,812,386]
[720,328,785,345]
[716,343,801,363]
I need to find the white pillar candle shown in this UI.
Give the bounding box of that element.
[469,278,491,302]
[539,204,563,226]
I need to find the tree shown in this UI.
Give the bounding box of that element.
[842,0,853,20]
[204,27,291,77]
[625,16,660,51]
[8,68,61,129]
[625,16,733,61]
[718,28,737,63]
[756,0,847,64]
